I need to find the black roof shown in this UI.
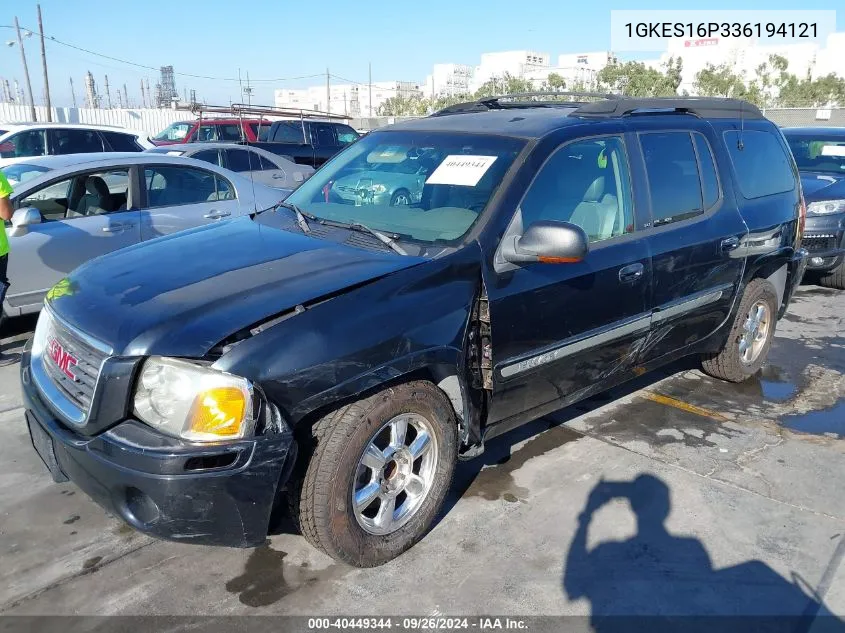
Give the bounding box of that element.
[386,94,767,140]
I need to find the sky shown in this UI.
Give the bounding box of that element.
[1,0,843,108]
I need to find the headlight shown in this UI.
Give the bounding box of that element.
[133,357,254,442]
[370,184,387,193]
[807,199,845,215]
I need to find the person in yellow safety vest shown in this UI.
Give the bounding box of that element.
[0,170,14,366]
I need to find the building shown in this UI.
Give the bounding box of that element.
[424,63,474,99]
[644,32,845,96]
[274,80,422,117]
[470,50,550,92]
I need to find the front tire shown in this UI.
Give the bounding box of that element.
[818,260,845,290]
[701,278,779,383]
[293,381,457,567]
[389,189,412,206]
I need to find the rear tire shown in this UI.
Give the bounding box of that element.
[818,261,845,290]
[292,381,457,567]
[701,279,778,383]
[389,189,412,206]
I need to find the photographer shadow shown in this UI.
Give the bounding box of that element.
[563,474,845,633]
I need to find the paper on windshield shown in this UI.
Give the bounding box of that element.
[820,145,845,157]
[426,155,497,187]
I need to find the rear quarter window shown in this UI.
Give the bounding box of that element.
[723,130,796,199]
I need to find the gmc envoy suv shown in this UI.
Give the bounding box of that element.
[21,95,807,567]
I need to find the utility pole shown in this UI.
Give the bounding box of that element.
[36,4,52,121]
[368,62,372,117]
[69,76,76,108]
[104,74,111,108]
[238,68,243,102]
[123,83,128,109]
[326,68,331,114]
[140,79,146,108]
[14,17,37,121]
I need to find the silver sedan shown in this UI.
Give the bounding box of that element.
[2,152,288,316]
[145,143,314,190]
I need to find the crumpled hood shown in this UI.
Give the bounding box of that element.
[801,172,845,200]
[47,216,424,357]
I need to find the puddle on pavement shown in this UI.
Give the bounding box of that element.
[225,542,340,608]
[455,422,581,503]
[781,399,845,438]
[731,364,798,403]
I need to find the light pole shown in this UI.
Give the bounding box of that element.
[5,19,37,121]
[37,5,52,121]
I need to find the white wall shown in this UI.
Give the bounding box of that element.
[0,103,186,138]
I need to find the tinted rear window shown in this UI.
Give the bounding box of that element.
[640,131,703,226]
[723,130,795,199]
[102,131,142,152]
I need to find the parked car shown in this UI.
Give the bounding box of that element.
[145,143,314,190]
[150,118,270,146]
[21,96,806,567]
[245,118,360,167]
[782,127,845,289]
[330,146,435,206]
[0,123,152,168]
[3,152,286,316]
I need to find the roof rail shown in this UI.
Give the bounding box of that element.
[180,102,351,122]
[431,91,615,117]
[572,97,764,120]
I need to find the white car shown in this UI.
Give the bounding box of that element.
[2,152,287,316]
[0,123,153,169]
[145,142,314,190]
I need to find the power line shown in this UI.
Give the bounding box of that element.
[0,24,324,83]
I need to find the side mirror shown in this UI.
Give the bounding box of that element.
[501,220,588,264]
[9,207,42,237]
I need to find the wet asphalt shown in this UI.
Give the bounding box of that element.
[0,284,844,619]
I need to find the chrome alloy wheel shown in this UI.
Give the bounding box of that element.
[352,413,438,536]
[739,300,771,365]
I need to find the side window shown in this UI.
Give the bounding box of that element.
[0,130,47,159]
[18,169,129,219]
[50,129,105,155]
[335,124,360,145]
[211,176,235,201]
[144,166,225,207]
[640,132,702,226]
[694,134,720,209]
[257,154,279,170]
[218,125,243,141]
[191,149,221,166]
[102,131,142,152]
[224,149,256,172]
[272,121,306,144]
[195,125,217,142]
[519,136,634,243]
[312,123,337,147]
[723,130,796,199]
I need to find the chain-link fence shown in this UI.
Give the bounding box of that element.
[762,107,845,127]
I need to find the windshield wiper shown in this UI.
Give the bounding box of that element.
[273,201,313,234]
[346,222,408,255]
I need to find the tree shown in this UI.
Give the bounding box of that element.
[377,94,429,116]
[596,57,682,97]
[473,72,535,98]
[693,63,757,102]
[544,72,567,91]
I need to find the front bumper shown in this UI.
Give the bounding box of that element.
[802,211,845,271]
[20,342,296,548]
[781,247,809,318]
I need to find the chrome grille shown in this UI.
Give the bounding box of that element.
[40,312,109,414]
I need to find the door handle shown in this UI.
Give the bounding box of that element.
[203,210,231,219]
[720,236,740,252]
[272,173,284,179]
[101,224,124,233]
[618,262,645,283]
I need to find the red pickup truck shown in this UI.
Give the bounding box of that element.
[150,118,270,146]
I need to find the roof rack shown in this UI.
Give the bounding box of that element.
[183,102,350,122]
[431,93,764,121]
[572,97,764,120]
[431,91,614,117]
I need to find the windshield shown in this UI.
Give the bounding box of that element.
[284,130,525,243]
[1,162,51,186]
[784,134,845,175]
[153,122,193,142]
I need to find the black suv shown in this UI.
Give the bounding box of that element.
[21,95,807,567]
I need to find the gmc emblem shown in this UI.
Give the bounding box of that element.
[46,337,78,381]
